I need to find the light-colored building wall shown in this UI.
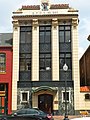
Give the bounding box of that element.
[79,92,90,110]
[12,1,82,114]
[12,21,20,110]
[32,19,39,81]
[52,19,59,81]
[72,18,80,111]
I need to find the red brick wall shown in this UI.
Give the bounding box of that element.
[0,47,12,114]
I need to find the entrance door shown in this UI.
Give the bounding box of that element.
[38,94,53,114]
[0,84,8,115]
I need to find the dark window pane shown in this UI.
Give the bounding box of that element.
[22,93,28,101]
[40,59,45,70]
[66,58,72,69]
[20,59,25,71]
[65,31,71,42]
[40,32,44,43]
[63,92,69,101]
[60,58,64,69]
[20,26,31,31]
[0,53,6,72]
[65,26,70,30]
[20,32,26,43]
[46,31,50,43]
[59,31,64,42]
[85,94,90,99]
[40,27,45,31]
[59,26,64,30]
[46,26,51,30]
[26,32,32,43]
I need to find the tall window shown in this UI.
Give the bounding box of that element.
[59,25,72,80]
[0,53,6,72]
[19,26,32,81]
[39,26,52,81]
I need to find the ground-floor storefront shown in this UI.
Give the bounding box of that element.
[0,84,10,115]
[17,81,74,115]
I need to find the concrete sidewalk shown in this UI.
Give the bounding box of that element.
[53,115,82,120]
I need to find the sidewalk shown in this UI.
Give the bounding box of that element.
[53,115,82,120]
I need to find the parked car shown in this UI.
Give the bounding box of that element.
[11,108,54,120]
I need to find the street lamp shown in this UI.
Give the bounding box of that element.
[63,63,69,120]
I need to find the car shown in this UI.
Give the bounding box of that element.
[11,108,54,120]
[70,117,90,120]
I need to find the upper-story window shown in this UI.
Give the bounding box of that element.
[59,25,71,43]
[20,26,32,44]
[60,53,72,70]
[0,53,6,73]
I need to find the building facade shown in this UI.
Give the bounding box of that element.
[79,45,90,111]
[12,0,80,115]
[0,33,13,114]
[80,45,90,86]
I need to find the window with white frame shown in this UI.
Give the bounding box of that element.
[62,91,70,102]
[20,91,29,103]
[0,53,6,72]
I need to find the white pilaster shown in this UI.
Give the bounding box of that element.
[12,21,20,110]
[52,18,59,81]
[32,19,39,81]
[72,18,80,110]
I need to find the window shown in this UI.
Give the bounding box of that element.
[60,53,72,70]
[20,91,29,103]
[85,94,90,100]
[40,54,51,70]
[19,54,31,71]
[62,91,70,102]
[20,26,32,43]
[0,53,6,72]
[39,26,51,71]
[59,25,71,43]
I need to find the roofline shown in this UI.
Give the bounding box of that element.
[12,14,78,19]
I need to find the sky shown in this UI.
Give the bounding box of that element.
[0,0,90,59]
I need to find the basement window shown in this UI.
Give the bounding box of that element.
[85,94,90,100]
[62,91,70,102]
[20,91,29,103]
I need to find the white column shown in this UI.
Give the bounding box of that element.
[52,18,59,81]
[72,18,80,111]
[12,21,20,110]
[32,19,39,81]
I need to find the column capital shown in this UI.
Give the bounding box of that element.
[32,19,38,26]
[72,18,79,27]
[12,20,19,30]
[52,18,58,26]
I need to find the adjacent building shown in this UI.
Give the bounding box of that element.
[12,0,80,115]
[80,45,90,86]
[79,45,90,111]
[0,33,13,114]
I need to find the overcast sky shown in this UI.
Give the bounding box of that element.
[0,0,90,59]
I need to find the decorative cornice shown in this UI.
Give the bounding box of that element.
[50,4,69,9]
[21,4,69,10]
[22,5,40,10]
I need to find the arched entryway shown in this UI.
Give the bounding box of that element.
[38,94,53,114]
